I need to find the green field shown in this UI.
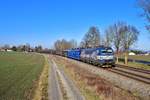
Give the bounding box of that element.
[0,52,45,100]
[118,55,150,62]
[117,55,150,70]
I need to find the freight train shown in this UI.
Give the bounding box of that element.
[55,46,115,67]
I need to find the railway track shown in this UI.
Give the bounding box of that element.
[108,65,150,84]
[116,64,150,74]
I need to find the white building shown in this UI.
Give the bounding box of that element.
[129,52,136,55]
[6,49,13,52]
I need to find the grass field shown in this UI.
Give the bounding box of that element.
[117,62,150,70]
[118,55,150,62]
[117,55,150,70]
[0,52,45,100]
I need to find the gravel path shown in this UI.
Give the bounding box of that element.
[48,56,85,100]
[59,56,150,100]
[53,60,85,100]
[48,59,63,100]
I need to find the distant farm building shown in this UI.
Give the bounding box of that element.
[0,49,13,52]
[6,49,13,52]
[129,52,136,55]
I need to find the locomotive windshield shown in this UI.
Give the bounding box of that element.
[100,48,113,54]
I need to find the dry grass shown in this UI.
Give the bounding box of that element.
[118,55,150,62]
[57,71,68,100]
[54,55,139,100]
[32,55,49,100]
[118,55,150,70]
[54,56,100,100]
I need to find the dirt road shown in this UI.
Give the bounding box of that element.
[48,56,85,100]
[48,59,63,100]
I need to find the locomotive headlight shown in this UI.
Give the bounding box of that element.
[108,55,113,59]
[97,55,114,60]
[97,56,103,60]
[107,55,114,59]
[97,56,100,59]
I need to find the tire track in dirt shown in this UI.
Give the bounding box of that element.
[48,59,63,100]
[52,60,85,100]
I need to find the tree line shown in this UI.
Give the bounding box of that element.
[54,39,77,51]
[0,44,43,52]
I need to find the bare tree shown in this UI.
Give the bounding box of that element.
[60,39,66,50]
[69,39,78,48]
[25,43,30,52]
[79,41,86,48]
[100,38,106,46]
[138,0,150,33]
[122,25,139,64]
[106,22,127,63]
[17,45,24,52]
[54,39,77,51]
[80,26,100,48]
[61,39,72,50]
[2,44,10,51]
[54,40,62,50]
[103,28,113,47]
[35,45,42,52]
[108,22,139,64]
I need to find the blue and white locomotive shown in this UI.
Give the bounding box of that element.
[64,46,115,67]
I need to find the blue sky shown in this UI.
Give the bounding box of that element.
[0,0,149,50]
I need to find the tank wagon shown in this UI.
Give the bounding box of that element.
[56,46,115,67]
